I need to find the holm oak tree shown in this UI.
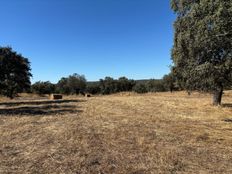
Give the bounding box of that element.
[0,47,32,98]
[171,0,232,105]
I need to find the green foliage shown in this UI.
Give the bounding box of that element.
[57,73,87,95]
[99,77,117,94]
[99,77,135,95]
[86,82,101,95]
[145,79,166,92]
[171,0,232,104]
[162,72,176,92]
[117,77,136,92]
[31,81,55,95]
[56,77,70,94]
[0,47,32,98]
[133,83,148,94]
[97,77,174,94]
[68,73,87,94]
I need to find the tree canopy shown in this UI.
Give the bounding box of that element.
[57,73,87,95]
[99,77,135,95]
[31,81,56,95]
[171,0,232,105]
[0,47,32,98]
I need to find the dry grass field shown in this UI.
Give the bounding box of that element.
[0,91,232,174]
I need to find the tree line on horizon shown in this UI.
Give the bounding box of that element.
[0,46,177,98]
[0,0,231,105]
[30,73,177,95]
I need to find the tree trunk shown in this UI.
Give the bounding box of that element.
[213,87,223,106]
[7,88,14,99]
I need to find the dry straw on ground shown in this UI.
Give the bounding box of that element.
[0,91,232,173]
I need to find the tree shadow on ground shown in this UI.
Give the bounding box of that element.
[223,118,232,123]
[0,99,85,107]
[222,103,232,108]
[0,100,85,116]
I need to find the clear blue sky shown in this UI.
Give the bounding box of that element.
[0,0,175,83]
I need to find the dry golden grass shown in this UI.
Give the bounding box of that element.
[0,91,232,174]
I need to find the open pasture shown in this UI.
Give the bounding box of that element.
[0,92,232,173]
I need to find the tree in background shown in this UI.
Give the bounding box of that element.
[56,77,70,94]
[171,0,232,105]
[57,73,87,95]
[68,73,86,94]
[145,79,166,92]
[98,77,136,95]
[162,73,176,92]
[0,47,32,98]
[31,81,55,95]
[86,82,101,95]
[99,77,117,94]
[117,77,136,92]
[133,83,148,94]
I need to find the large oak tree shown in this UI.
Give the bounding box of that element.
[0,47,32,98]
[171,0,232,105]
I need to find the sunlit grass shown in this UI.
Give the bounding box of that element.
[1,91,232,173]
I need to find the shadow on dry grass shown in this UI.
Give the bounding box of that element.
[223,118,232,123]
[0,99,85,107]
[222,103,232,108]
[0,99,85,116]
[0,105,83,116]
